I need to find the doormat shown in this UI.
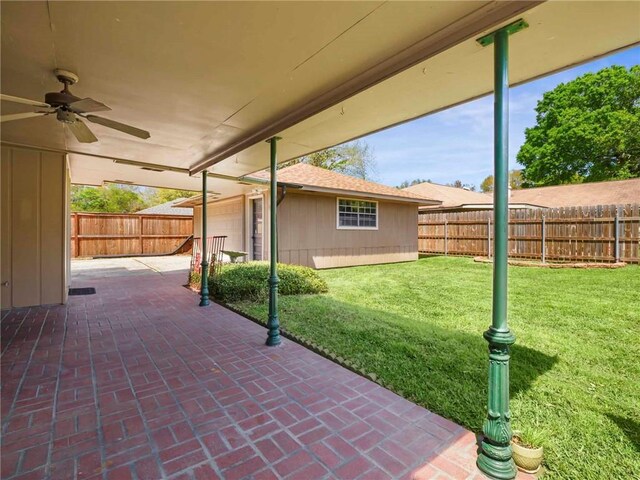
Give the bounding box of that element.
[68,287,96,296]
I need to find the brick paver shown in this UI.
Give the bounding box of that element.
[1,268,534,479]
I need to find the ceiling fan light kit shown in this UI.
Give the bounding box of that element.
[0,69,150,143]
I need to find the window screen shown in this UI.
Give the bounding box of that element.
[338,199,377,228]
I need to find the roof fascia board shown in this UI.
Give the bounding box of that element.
[189,0,542,174]
[296,185,440,205]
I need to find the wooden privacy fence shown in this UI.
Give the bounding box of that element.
[71,212,193,258]
[418,204,639,263]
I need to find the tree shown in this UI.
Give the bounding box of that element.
[480,170,523,192]
[480,175,493,193]
[517,65,640,186]
[446,180,476,191]
[284,140,378,180]
[397,178,431,189]
[71,184,148,213]
[145,188,198,205]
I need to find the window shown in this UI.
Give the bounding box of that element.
[337,198,378,229]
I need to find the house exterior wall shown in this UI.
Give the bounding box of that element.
[195,190,418,269]
[1,146,69,308]
[194,196,246,255]
[277,191,418,269]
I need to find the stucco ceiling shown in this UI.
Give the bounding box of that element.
[1,1,638,190]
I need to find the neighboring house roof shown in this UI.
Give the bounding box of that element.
[510,178,640,208]
[250,163,439,205]
[137,198,193,216]
[403,182,492,208]
[406,177,640,211]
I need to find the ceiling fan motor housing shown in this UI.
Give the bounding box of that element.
[56,109,76,124]
[45,91,82,108]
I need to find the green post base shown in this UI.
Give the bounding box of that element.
[265,275,281,346]
[199,261,209,307]
[478,328,516,480]
[477,452,517,480]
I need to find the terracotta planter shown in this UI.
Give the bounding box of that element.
[511,432,543,474]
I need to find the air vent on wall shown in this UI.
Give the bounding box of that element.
[141,167,164,172]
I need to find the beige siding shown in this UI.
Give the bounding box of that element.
[1,146,68,308]
[194,196,245,255]
[1,150,12,308]
[277,191,418,269]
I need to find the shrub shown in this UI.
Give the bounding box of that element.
[189,271,201,288]
[210,261,328,302]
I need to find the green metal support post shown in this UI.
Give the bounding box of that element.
[199,171,210,307]
[476,19,527,480]
[266,137,281,346]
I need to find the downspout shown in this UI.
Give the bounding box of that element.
[275,185,288,263]
[277,184,287,206]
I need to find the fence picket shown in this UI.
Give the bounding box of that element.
[418,203,638,263]
[71,212,193,257]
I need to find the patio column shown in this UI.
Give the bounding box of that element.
[476,19,527,480]
[266,137,282,346]
[199,171,210,307]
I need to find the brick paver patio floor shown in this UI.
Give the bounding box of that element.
[1,267,532,480]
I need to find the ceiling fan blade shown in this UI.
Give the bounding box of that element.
[1,93,50,108]
[86,115,150,139]
[0,111,48,123]
[67,119,98,143]
[69,97,111,113]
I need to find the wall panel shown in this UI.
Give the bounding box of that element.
[278,191,418,269]
[1,146,67,308]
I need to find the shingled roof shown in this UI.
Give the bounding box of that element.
[250,163,439,204]
[403,182,492,208]
[137,198,193,216]
[510,178,640,208]
[404,177,640,210]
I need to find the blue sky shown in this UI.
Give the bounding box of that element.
[363,45,639,189]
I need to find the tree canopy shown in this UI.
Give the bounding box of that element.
[71,184,198,213]
[71,184,147,213]
[447,180,476,191]
[397,178,431,189]
[480,170,523,193]
[284,140,377,180]
[148,188,198,205]
[517,65,640,186]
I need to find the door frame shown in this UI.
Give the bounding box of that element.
[246,193,265,261]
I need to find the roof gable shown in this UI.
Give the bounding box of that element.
[250,163,439,204]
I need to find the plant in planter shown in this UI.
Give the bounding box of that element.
[511,428,544,474]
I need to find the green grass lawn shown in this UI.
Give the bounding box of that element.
[229,257,640,479]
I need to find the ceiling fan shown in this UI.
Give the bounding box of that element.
[0,69,150,143]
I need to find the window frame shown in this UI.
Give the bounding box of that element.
[336,197,379,231]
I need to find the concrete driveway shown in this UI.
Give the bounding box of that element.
[71,255,191,284]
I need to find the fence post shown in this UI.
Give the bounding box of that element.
[139,216,144,255]
[444,219,448,255]
[614,208,620,262]
[74,213,80,258]
[541,214,546,263]
[487,218,491,258]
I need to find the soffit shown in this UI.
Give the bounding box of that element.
[2,1,638,187]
